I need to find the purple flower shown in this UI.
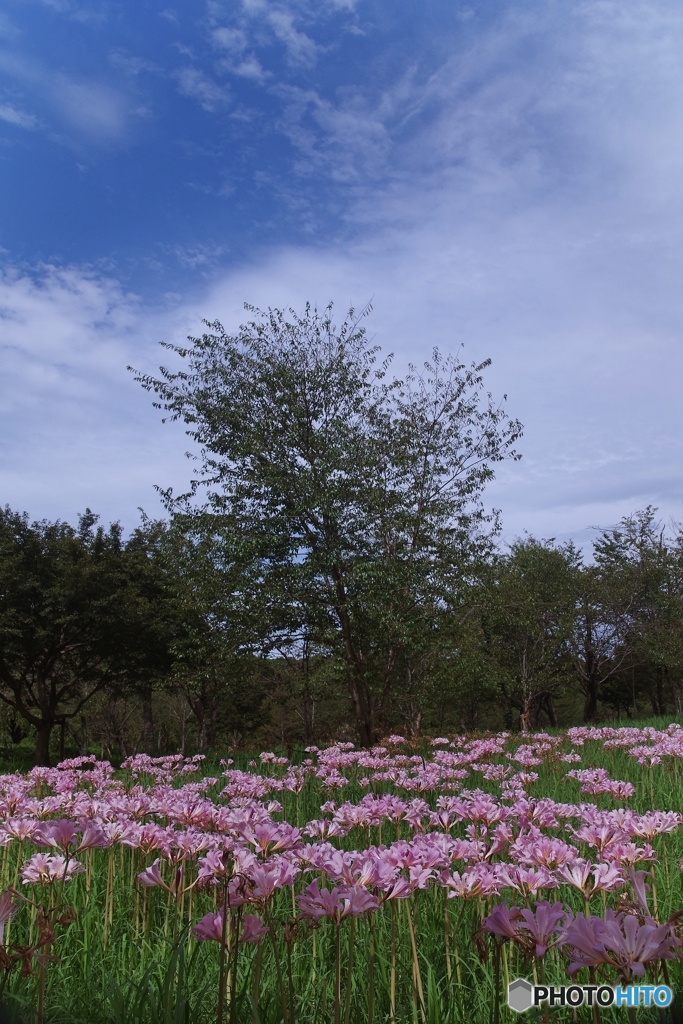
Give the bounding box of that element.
[297,879,378,924]
[516,901,570,957]
[34,819,79,853]
[193,912,224,943]
[138,859,167,890]
[240,914,268,944]
[0,889,19,944]
[560,910,678,982]
[483,901,568,958]
[482,903,524,942]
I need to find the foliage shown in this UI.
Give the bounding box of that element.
[131,303,523,744]
[0,510,187,765]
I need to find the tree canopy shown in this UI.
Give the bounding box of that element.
[132,303,523,743]
[4,306,683,763]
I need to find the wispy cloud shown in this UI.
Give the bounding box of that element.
[175,66,230,110]
[53,77,129,141]
[209,0,340,79]
[3,0,683,549]
[266,8,321,66]
[0,102,38,129]
[275,85,390,181]
[0,264,190,524]
[0,46,136,144]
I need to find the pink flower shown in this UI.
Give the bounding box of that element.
[342,885,379,918]
[0,889,19,943]
[296,879,378,924]
[381,876,414,901]
[77,823,111,852]
[483,901,568,957]
[556,858,592,894]
[297,879,343,923]
[516,901,570,957]
[138,859,167,890]
[591,861,624,894]
[496,865,557,898]
[240,914,268,944]
[249,860,298,902]
[482,902,524,942]
[193,912,224,943]
[560,910,678,981]
[21,853,84,884]
[445,864,500,899]
[34,819,79,852]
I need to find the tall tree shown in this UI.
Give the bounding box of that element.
[157,520,265,750]
[482,538,577,731]
[132,303,522,744]
[569,509,660,722]
[589,509,683,717]
[0,509,178,764]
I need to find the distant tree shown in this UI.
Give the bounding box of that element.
[483,538,578,731]
[587,509,683,718]
[0,508,178,765]
[568,510,661,722]
[132,303,522,744]
[156,518,274,750]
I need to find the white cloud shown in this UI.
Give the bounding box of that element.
[0,48,134,143]
[0,265,191,525]
[232,56,268,81]
[3,1,683,549]
[0,102,38,129]
[53,77,128,141]
[210,0,327,75]
[275,86,389,181]
[266,9,320,65]
[212,27,248,54]
[212,28,269,82]
[175,67,230,110]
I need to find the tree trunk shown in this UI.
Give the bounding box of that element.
[207,700,218,751]
[404,699,422,738]
[581,619,599,723]
[179,701,186,756]
[301,681,314,745]
[657,667,667,715]
[34,720,53,767]
[141,685,154,752]
[77,715,88,756]
[582,671,599,722]
[188,696,206,751]
[543,693,559,728]
[330,565,375,745]
[8,714,23,745]
[347,669,374,747]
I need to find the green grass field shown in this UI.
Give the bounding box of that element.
[1,717,683,1024]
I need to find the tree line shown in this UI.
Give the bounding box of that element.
[1,304,681,763]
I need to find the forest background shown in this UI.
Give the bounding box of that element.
[2,304,681,767]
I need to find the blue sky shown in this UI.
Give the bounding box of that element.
[2,0,683,549]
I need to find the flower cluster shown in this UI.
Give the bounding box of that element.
[1,726,682,1018]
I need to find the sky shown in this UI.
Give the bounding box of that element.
[1,0,683,551]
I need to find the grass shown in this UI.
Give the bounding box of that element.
[1,717,683,1023]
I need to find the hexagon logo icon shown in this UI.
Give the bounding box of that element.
[508,978,534,1013]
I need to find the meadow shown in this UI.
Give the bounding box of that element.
[1,721,683,1024]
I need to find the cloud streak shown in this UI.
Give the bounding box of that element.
[0,102,37,128]
[2,0,683,551]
